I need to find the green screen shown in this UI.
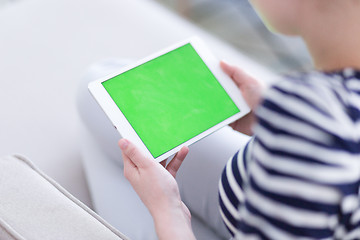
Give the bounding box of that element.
[102,43,240,158]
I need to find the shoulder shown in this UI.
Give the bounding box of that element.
[253,71,359,169]
[256,72,355,145]
[259,71,336,122]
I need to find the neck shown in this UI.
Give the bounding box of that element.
[301,2,360,72]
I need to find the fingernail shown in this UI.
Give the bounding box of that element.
[119,139,129,150]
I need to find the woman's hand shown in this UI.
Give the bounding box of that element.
[220,61,264,136]
[118,139,195,240]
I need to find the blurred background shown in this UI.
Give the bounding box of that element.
[154,0,312,73]
[0,0,312,73]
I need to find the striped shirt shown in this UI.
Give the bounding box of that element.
[219,69,360,239]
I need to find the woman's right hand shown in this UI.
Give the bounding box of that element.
[220,61,264,136]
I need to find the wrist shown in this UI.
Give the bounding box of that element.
[152,201,195,240]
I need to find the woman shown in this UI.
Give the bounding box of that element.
[119,1,360,239]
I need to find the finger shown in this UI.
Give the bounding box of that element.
[220,60,236,77]
[166,146,189,178]
[220,60,244,82]
[118,139,151,168]
[220,60,256,88]
[122,151,138,181]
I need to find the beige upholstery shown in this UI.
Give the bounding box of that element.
[0,155,129,240]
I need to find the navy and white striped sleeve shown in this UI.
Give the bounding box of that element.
[219,75,360,239]
[218,137,254,236]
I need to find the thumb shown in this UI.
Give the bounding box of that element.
[220,60,257,89]
[118,139,152,168]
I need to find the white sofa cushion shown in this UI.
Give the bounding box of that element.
[0,155,128,240]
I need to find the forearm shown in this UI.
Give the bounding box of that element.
[152,203,196,240]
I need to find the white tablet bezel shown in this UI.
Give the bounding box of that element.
[88,37,250,162]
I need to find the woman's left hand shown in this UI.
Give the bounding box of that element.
[118,139,195,240]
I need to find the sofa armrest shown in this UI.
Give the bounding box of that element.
[0,155,128,240]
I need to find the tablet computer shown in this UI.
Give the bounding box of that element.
[88,37,250,162]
